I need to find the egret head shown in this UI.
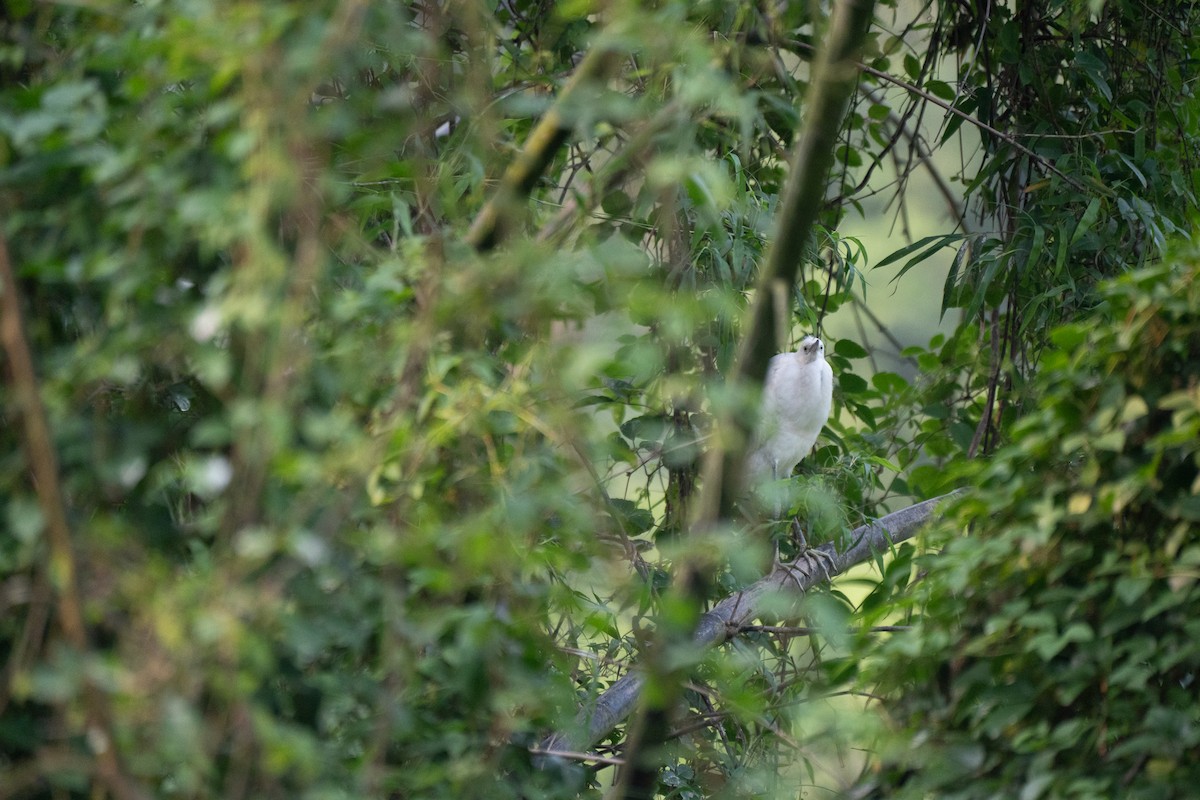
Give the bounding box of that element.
[799,335,825,363]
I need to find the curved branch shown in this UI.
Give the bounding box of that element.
[538,490,961,758]
[852,83,971,236]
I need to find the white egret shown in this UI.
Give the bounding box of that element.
[746,335,833,491]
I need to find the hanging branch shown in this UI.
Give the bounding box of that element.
[536,99,685,246]
[0,233,148,800]
[536,491,959,759]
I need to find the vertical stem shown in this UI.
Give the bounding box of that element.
[0,233,146,799]
[466,46,620,253]
[695,0,878,529]
[614,1,879,796]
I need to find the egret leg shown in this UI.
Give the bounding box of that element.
[790,518,838,581]
[770,460,784,566]
[789,517,808,549]
[771,459,782,520]
[810,548,838,582]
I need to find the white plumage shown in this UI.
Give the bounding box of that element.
[746,335,834,489]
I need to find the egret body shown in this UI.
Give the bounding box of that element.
[746,335,834,488]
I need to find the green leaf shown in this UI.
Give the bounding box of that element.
[871,371,908,393]
[619,414,671,445]
[834,339,869,359]
[1075,51,1113,102]
[1017,222,1046,277]
[1069,197,1103,247]
[868,103,891,120]
[608,498,655,534]
[1049,324,1088,350]
[874,233,966,275]
[926,79,956,101]
[840,372,868,394]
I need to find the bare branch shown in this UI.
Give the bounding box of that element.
[786,38,1101,198]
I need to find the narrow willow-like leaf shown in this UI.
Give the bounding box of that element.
[873,233,965,272]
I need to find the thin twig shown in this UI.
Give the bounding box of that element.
[786,38,1104,197]
[849,295,918,364]
[527,747,626,767]
[741,624,913,635]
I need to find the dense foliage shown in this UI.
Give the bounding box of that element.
[862,251,1200,797]
[0,0,1197,797]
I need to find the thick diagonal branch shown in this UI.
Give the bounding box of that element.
[537,491,958,758]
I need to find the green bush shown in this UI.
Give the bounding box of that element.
[864,250,1200,798]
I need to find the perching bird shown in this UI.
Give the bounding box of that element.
[746,335,834,493]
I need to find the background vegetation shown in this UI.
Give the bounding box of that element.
[1,0,1197,797]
